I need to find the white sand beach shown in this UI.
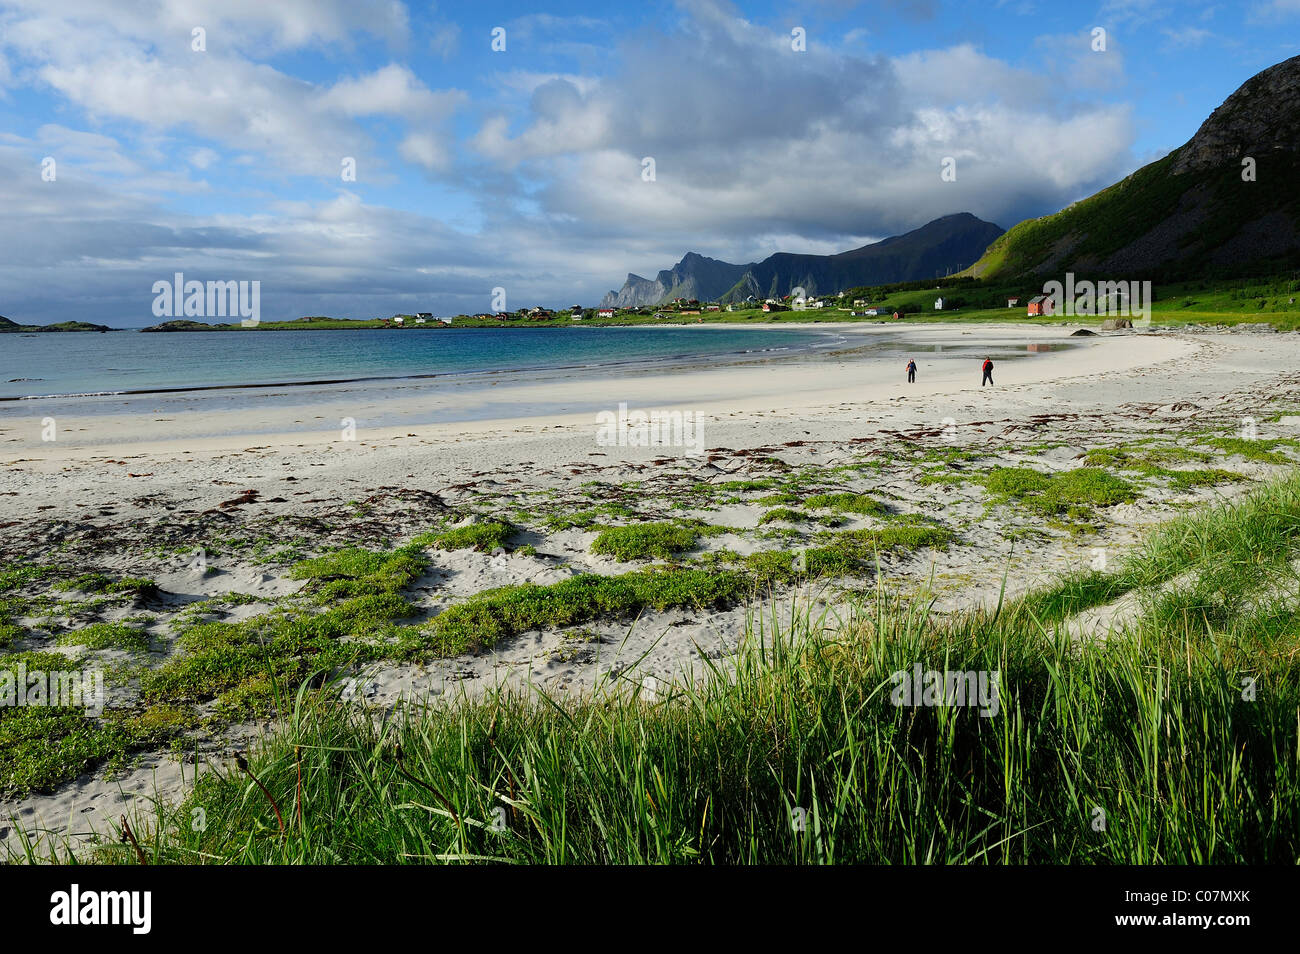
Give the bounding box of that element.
[4,322,1299,854]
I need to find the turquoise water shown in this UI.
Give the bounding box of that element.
[0,326,841,401]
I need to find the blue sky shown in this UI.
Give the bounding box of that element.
[0,0,1296,326]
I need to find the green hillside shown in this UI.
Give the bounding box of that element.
[968,54,1300,283]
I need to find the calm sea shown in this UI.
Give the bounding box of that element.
[0,326,843,402]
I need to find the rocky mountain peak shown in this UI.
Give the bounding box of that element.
[1172,54,1300,174]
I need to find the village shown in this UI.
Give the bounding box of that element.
[382,286,1074,328]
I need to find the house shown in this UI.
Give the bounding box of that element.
[1007,298,1020,308]
[653,311,669,319]
[597,308,615,318]
[416,312,433,319]
[934,297,945,310]
[414,317,426,325]
[705,304,721,311]
[853,299,867,307]
[392,316,405,325]
[762,302,789,313]
[1027,295,1055,317]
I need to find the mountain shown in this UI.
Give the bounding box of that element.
[967,54,1300,282]
[601,253,751,309]
[601,213,1005,307]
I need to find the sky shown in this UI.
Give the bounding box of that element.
[0,0,1297,326]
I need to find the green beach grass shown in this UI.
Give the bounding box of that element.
[15,471,1299,864]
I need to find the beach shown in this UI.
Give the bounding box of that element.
[3,322,1299,852]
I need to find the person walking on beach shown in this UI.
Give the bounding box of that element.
[906,358,917,384]
[981,356,994,387]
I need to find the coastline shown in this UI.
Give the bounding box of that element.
[2,324,1179,456]
[4,325,1300,855]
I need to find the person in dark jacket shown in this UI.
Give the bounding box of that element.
[981,357,994,386]
[906,359,917,384]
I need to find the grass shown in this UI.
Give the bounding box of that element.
[981,466,1137,519]
[803,492,883,515]
[1082,444,1249,491]
[0,650,191,798]
[758,507,807,525]
[0,599,20,650]
[288,546,428,601]
[12,473,1300,861]
[415,520,517,552]
[405,567,750,657]
[542,504,636,531]
[51,574,160,600]
[55,622,151,652]
[1204,437,1293,464]
[80,472,1300,863]
[589,522,701,561]
[1008,469,1300,627]
[802,522,954,576]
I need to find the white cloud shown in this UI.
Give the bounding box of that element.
[398,132,451,172]
[1251,0,1300,18]
[0,0,1153,324]
[1162,26,1214,48]
[1,0,410,52]
[2,4,464,179]
[187,147,220,169]
[429,22,460,60]
[468,6,1136,239]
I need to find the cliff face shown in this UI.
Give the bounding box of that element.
[601,213,1005,307]
[1171,54,1300,175]
[601,253,750,308]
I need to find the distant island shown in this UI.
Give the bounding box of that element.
[0,315,114,333]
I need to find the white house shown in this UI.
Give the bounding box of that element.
[934,297,945,310]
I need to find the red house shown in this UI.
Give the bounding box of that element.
[1027,295,1055,317]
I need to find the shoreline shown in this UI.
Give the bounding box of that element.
[2,324,1182,459]
[4,327,1298,854]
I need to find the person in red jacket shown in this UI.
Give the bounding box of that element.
[981,357,994,386]
[906,358,917,383]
